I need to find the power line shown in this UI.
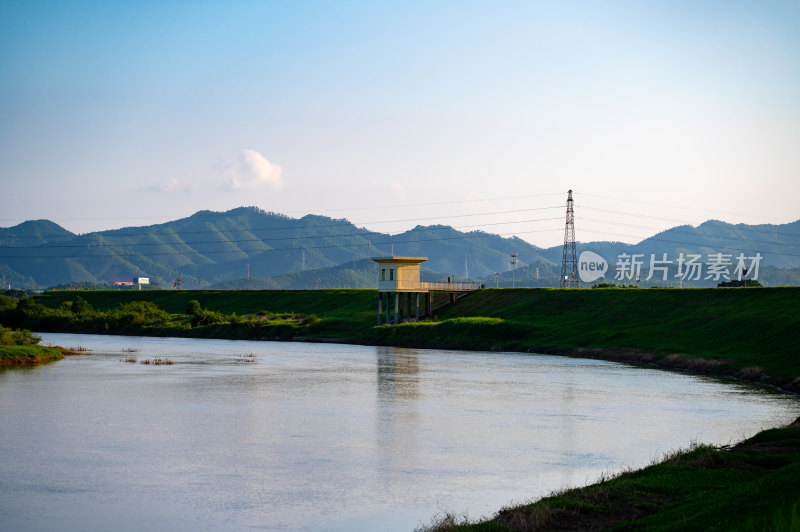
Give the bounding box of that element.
[0,192,568,223]
[580,217,800,249]
[578,192,789,222]
[0,227,566,260]
[0,206,565,245]
[0,215,565,252]
[579,228,800,259]
[26,217,562,250]
[284,191,569,214]
[580,206,800,239]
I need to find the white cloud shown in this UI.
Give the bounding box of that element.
[390,182,406,202]
[149,176,191,193]
[156,177,185,193]
[226,149,284,190]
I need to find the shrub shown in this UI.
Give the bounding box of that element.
[0,325,41,346]
[718,279,763,288]
[301,314,321,325]
[185,300,227,327]
[111,301,172,327]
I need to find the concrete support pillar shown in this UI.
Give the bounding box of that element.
[378,292,383,325]
[394,292,399,324]
[399,292,404,322]
[386,292,391,324]
[415,292,420,320]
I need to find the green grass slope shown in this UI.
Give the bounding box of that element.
[37,288,376,317]
[429,416,800,532]
[363,287,800,389]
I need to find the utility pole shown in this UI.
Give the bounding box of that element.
[247,264,250,279]
[510,253,518,288]
[560,189,578,288]
[495,272,500,288]
[465,253,469,278]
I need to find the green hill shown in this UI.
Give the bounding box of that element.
[1,208,799,289]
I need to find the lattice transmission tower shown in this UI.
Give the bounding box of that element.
[560,189,578,288]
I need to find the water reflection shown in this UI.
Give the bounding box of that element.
[558,369,577,488]
[376,346,422,492]
[376,346,421,401]
[0,333,797,532]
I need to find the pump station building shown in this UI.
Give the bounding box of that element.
[372,256,480,324]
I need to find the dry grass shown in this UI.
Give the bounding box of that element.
[140,358,173,365]
[235,352,258,363]
[735,366,766,381]
[414,511,471,532]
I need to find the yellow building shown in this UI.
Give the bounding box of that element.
[374,256,426,292]
[372,256,480,324]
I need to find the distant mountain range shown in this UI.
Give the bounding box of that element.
[1,206,798,289]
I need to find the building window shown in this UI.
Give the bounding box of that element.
[381,269,385,281]
[390,269,394,281]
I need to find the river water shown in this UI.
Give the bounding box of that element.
[1,333,797,531]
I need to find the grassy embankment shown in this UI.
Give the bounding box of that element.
[364,287,800,392]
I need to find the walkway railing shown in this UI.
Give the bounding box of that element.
[384,281,481,291]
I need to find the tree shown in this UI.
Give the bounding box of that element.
[717,279,763,288]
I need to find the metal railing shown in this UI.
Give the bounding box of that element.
[381,280,481,291]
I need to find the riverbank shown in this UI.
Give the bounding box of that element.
[21,287,798,391]
[6,287,800,529]
[0,345,64,366]
[422,415,800,531]
[361,287,800,393]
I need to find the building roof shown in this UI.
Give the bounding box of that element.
[371,256,428,265]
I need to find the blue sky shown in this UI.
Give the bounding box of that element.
[1,1,798,247]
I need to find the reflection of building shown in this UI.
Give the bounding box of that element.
[372,256,480,324]
[376,347,420,401]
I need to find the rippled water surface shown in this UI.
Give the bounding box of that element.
[1,333,798,531]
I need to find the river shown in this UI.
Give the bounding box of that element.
[1,333,798,531]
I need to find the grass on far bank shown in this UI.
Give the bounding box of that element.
[362,287,800,391]
[11,287,800,389]
[0,345,63,366]
[11,287,800,390]
[420,415,800,532]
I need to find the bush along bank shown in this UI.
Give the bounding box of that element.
[0,294,368,343]
[0,325,63,366]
